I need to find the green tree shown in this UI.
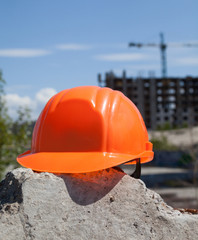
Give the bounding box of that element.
[12,106,32,158]
[0,70,32,179]
[0,70,13,178]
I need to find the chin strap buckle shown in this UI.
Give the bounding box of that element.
[131,158,141,179]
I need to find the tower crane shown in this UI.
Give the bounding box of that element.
[128,33,198,78]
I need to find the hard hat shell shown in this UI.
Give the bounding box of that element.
[17,86,153,173]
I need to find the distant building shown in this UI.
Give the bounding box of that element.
[98,71,198,129]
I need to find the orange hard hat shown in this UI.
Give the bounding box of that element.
[17,86,153,173]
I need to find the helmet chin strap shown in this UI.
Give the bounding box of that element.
[131,158,141,179]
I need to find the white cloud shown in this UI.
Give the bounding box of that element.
[5,94,32,106]
[4,94,33,119]
[4,88,57,120]
[0,49,51,57]
[35,88,57,104]
[94,53,149,62]
[56,43,131,51]
[56,44,92,51]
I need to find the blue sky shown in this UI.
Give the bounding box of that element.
[0,0,198,119]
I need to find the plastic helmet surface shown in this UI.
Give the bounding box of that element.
[17,86,154,173]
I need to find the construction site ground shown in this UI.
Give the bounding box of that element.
[120,165,198,209]
[148,126,198,148]
[147,126,198,209]
[142,166,198,210]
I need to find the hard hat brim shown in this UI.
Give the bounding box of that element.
[17,150,154,173]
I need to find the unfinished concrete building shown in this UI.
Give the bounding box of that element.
[98,71,198,129]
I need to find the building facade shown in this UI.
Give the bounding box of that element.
[98,71,198,129]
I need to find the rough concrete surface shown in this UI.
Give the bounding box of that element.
[0,167,198,240]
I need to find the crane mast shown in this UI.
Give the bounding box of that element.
[160,33,167,78]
